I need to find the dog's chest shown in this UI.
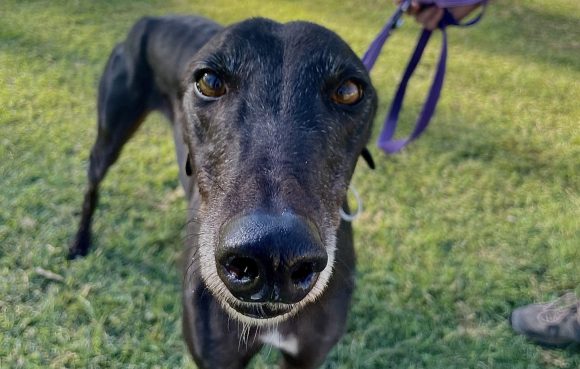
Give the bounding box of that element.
[260,329,299,355]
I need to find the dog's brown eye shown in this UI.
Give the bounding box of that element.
[331,80,363,105]
[195,71,226,98]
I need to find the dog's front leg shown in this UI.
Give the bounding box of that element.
[276,299,351,369]
[182,276,263,369]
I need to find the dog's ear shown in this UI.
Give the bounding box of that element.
[185,153,193,176]
[361,148,375,170]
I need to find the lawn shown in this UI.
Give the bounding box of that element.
[1,0,578,368]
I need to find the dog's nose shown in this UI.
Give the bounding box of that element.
[216,213,327,304]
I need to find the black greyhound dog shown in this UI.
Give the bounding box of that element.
[70,15,377,369]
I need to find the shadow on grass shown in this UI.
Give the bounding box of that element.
[0,0,162,64]
[472,3,579,71]
[3,1,579,72]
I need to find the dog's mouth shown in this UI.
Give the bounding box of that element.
[227,301,293,320]
[196,211,339,325]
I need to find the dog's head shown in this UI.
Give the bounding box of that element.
[182,18,377,325]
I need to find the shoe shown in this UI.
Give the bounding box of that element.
[510,292,580,347]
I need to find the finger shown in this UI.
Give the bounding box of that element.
[408,1,421,15]
[416,7,443,30]
[425,7,444,30]
[395,0,420,15]
[416,6,438,24]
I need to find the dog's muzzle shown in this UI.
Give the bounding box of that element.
[215,212,327,318]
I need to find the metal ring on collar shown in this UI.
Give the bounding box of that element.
[339,185,362,222]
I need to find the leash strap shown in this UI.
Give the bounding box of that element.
[362,1,486,153]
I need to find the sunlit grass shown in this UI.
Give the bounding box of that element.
[1,0,578,368]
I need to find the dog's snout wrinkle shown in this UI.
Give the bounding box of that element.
[215,212,327,307]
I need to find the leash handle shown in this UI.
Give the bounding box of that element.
[364,1,487,154]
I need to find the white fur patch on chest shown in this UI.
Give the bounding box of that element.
[260,329,299,356]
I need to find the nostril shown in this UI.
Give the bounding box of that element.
[217,213,328,304]
[290,262,319,289]
[224,257,260,284]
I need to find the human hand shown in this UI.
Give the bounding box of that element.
[394,1,482,31]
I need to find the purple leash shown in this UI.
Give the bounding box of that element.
[362,0,486,154]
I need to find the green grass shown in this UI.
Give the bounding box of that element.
[1,0,578,368]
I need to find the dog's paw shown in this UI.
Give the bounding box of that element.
[67,231,91,260]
